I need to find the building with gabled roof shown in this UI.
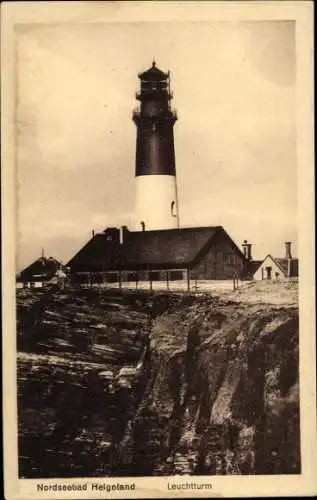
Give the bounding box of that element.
[67,225,247,287]
[16,255,64,289]
[253,242,299,281]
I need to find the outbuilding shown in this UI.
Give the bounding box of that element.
[16,255,64,289]
[253,242,298,281]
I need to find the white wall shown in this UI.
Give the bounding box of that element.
[19,281,44,289]
[134,175,179,230]
[253,255,287,281]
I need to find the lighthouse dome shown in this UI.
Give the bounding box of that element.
[138,60,168,81]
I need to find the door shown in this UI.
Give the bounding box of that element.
[266,266,272,280]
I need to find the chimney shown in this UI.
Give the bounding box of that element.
[242,240,248,259]
[92,229,95,238]
[246,243,252,261]
[141,221,145,232]
[285,241,292,260]
[285,242,292,277]
[119,225,129,244]
[40,248,46,266]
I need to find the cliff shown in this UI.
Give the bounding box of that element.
[117,283,299,475]
[17,281,299,477]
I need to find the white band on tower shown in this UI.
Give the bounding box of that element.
[135,175,179,231]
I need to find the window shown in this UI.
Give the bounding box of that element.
[169,271,184,281]
[105,273,118,283]
[127,272,138,282]
[228,254,236,265]
[91,273,103,284]
[171,201,177,217]
[149,271,160,281]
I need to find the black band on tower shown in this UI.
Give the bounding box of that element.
[133,62,177,177]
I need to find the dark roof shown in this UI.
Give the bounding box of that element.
[67,235,122,272]
[122,226,219,267]
[139,61,168,81]
[17,256,62,282]
[274,258,288,274]
[242,259,263,279]
[274,257,299,277]
[67,226,246,272]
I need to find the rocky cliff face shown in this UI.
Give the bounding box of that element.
[116,288,300,476]
[17,283,300,477]
[17,287,193,477]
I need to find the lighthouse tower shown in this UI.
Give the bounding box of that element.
[132,61,179,230]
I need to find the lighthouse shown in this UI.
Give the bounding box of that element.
[132,61,179,230]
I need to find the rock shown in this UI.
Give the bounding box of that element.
[17,287,300,477]
[118,293,300,476]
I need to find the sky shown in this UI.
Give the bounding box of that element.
[15,20,297,271]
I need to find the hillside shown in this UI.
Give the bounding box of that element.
[17,281,300,477]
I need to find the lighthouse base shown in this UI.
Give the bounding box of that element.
[134,175,179,231]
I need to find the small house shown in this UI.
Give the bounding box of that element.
[253,242,299,281]
[16,255,64,289]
